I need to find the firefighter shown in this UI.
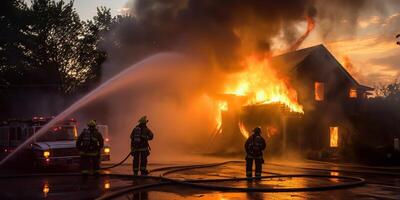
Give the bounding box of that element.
[244,127,266,178]
[131,116,154,176]
[76,120,104,176]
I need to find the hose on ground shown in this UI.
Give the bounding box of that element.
[95,160,366,200]
[100,152,131,170]
[0,159,367,200]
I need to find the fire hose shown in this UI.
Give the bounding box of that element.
[100,152,131,170]
[94,160,366,200]
[0,158,367,200]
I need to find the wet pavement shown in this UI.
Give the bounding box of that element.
[0,158,399,200]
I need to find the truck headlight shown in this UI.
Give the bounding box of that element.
[43,151,50,158]
[104,147,110,154]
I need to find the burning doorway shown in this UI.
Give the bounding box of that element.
[330,126,339,148]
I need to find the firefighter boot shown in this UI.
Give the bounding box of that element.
[141,169,149,176]
[140,151,149,176]
[255,159,263,180]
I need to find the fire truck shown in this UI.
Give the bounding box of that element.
[0,117,110,167]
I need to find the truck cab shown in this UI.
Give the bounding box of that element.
[0,117,111,167]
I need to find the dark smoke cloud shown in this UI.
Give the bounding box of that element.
[101,0,394,77]
[103,0,318,75]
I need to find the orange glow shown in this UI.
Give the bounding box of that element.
[330,171,339,176]
[214,55,304,138]
[238,121,250,139]
[104,181,110,189]
[215,101,228,133]
[349,89,357,98]
[73,127,78,139]
[315,82,325,101]
[43,183,50,197]
[330,127,339,147]
[43,151,50,158]
[224,57,303,113]
[307,16,315,33]
[266,126,278,138]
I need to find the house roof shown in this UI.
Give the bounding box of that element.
[271,44,373,91]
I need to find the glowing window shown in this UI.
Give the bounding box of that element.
[330,127,338,147]
[314,82,325,101]
[349,89,357,98]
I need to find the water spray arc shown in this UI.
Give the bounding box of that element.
[0,53,182,166]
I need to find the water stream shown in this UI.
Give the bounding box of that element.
[0,53,181,165]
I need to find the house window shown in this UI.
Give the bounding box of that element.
[349,89,357,98]
[329,127,339,147]
[314,82,325,101]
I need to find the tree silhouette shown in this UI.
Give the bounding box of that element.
[0,0,113,94]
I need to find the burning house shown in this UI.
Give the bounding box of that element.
[212,44,373,159]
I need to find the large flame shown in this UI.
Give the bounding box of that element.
[213,16,312,138]
[225,56,303,113]
[214,55,303,139]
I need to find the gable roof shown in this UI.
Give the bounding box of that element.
[270,44,373,91]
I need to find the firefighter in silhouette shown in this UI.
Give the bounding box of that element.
[131,116,154,176]
[76,120,104,175]
[244,127,266,178]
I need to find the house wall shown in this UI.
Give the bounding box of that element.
[289,51,363,152]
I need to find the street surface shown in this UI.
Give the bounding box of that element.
[0,157,399,200]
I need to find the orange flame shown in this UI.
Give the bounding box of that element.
[224,56,303,113]
[330,127,339,147]
[215,55,303,138]
[215,101,228,133]
[266,126,278,138]
[238,121,250,138]
[238,124,278,139]
[213,18,310,137]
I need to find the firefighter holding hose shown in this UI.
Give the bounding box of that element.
[131,116,154,176]
[245,127,266,178]
[76,120,104,176]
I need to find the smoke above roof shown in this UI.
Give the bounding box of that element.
[102,0,392,74]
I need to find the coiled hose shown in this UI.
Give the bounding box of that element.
[0,156,367,200]
[95,160,366,200]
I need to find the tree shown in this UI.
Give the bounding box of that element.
[77,7,113,88]
[0,0,115,118]
[0,0,113,94]
[376,79,400,101]
[0,0,30,87]
[25,0,85,93]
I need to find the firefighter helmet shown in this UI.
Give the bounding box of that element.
[253,127,262,134]
[138,116,148,124]
[87,120,97,128]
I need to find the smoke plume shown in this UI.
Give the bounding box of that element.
[102,0,392,75]
[90,0,393,161]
